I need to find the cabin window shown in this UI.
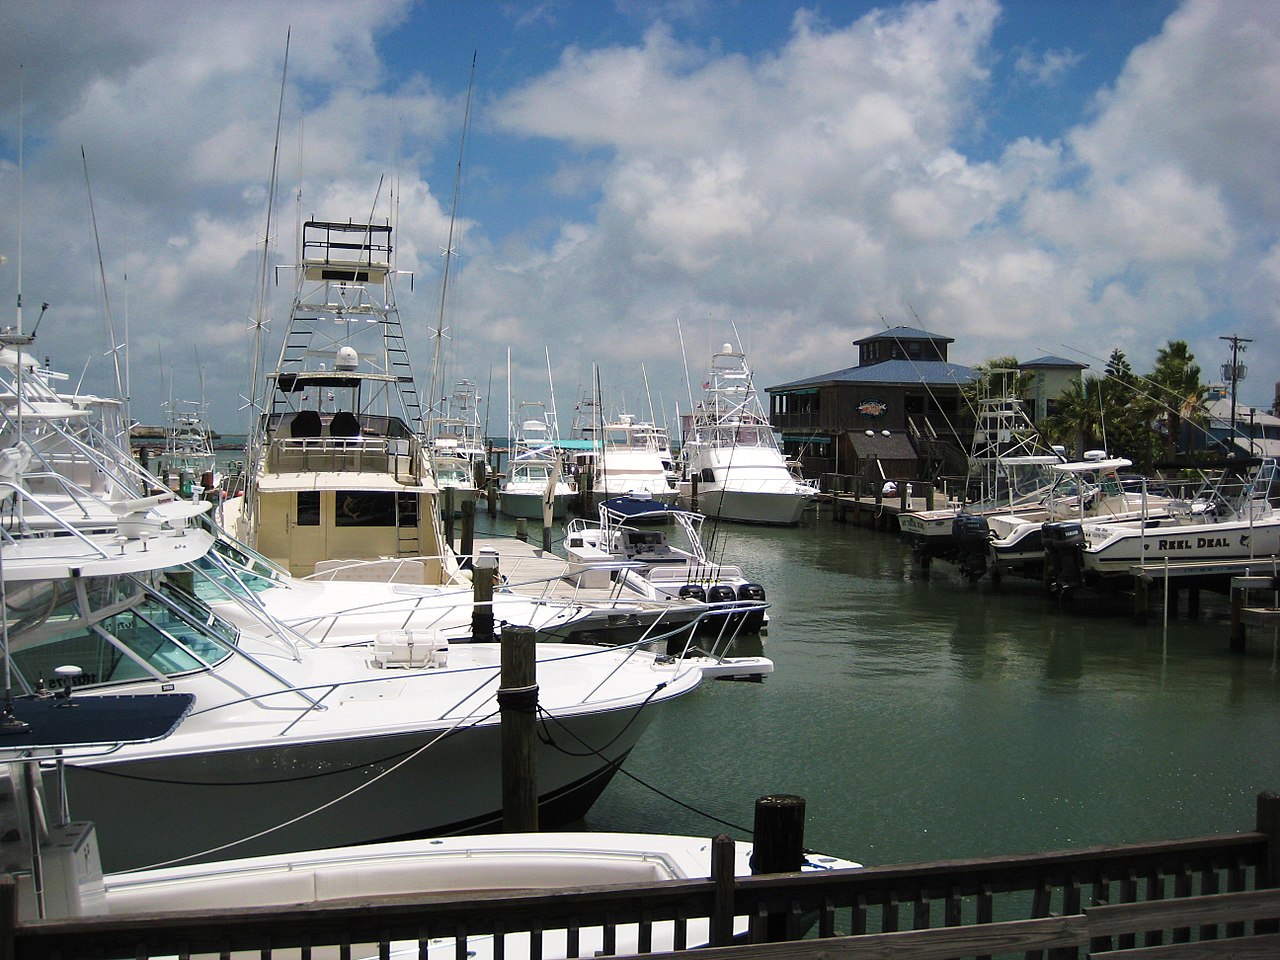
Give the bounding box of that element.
[296,492,321,526]
[333,491,420,527]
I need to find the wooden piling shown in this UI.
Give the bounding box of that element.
[751,794,807,942]
[472,549,498,642]
[459,498,475,569]
[1230,578,1247,653]
[1133,574,1149,625]
[751,794,806,874]
[499,624,538,833]
[442,487,455,548]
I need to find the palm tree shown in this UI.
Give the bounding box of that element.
[1146,340,1206,462]
[1043,374,1106,458]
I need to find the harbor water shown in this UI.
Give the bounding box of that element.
[474,505,1280,868]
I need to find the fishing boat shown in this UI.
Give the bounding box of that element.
[577,412,680,512]
[679,344,817,525]
[565,494,770,639]
[500,400,574,520]
[1070,457,1280,581]
[0,707,858,955]
[0,339,703,874]
[977,456,1176,581]
[154,397,219,496]
[898,389,1063,564]
[223,218,459,585]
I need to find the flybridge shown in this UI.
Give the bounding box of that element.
[301,220,392,284]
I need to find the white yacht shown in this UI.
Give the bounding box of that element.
[223,219,458,584]
[581,412,679,512]
[679,345,817,525]
[500,401,574,521]
[0,338,703,874]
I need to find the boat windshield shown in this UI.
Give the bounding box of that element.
[187,538,283,603]
[512,461,554,483]
[6,572,237,692]
[434,460,473,485]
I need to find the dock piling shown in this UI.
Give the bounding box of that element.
[459,499,475,569]
[499,624,538,833]
[471,548,498,642]
[751,794,806,941]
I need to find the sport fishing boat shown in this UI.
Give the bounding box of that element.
[0,338,703,874]
[500,400,575,520]
[564,494,770,641]
[153,396,219,496]
[1072,458,1280,580]
[898,388,1063,564]
[223,218,459,584]
[577,411,680,513]
[679,344,818,525]
[980,456,1177,581]
[0,708,858,956]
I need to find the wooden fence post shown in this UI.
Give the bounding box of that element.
[1257,791,1280,935]
[710,834,736,947]
[500,624,538,833]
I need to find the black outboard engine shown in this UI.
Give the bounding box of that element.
[951,514,991,580]
[703,583,738,634]
[736,582,767,632]
[678,583,707,602]
[1042,521,1086,596]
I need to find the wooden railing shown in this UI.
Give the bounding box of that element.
[5,792,1278,959]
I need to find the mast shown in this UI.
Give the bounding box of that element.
[427,53,476,441]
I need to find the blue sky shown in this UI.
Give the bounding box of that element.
[0,0,1275,432]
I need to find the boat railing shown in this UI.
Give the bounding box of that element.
[13,795,1277,959]
[265,434,424,481]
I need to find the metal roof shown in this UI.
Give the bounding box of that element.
[852,325,953,346]
[1019,355,1087,369]
[768,359,975,392]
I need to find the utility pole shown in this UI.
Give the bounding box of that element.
[1220,335,1252,455]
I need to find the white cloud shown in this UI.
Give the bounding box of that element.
[0,0,1277,433]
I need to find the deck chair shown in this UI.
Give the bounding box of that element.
[290,410,322,439]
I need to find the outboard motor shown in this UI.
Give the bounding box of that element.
[1042,521,1086,596]
[703,583,738,634]
[951,514,991,581]
[678,583,707,602]
[736,582,767,632]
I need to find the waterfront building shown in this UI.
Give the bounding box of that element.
[1017,354,1087,423]
[766,325,974,484]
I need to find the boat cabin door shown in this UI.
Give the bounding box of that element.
[257,490,328,577]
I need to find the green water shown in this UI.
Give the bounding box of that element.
[473,508,1280,868]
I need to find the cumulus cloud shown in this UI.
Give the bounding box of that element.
[0,0,1276,432]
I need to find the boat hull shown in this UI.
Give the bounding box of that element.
[66,700,666,873]
[684,486,811,525]
[1081,516,1280,576]
[500,490,573,520]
